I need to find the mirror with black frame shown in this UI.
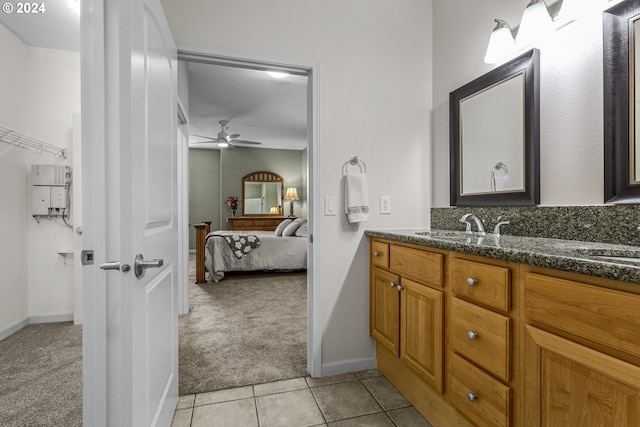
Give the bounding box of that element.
[450,49,540,206]
[604,0,640,203]
[242,171,284,216]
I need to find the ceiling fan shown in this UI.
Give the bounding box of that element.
[190,120,261,148]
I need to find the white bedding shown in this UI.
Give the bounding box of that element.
[204,230,307,282]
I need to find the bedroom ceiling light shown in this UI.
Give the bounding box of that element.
[217,142,229,148]
[265,71,289,79]
[284,187,300,217]
[516,0,555,49]
[484,19,518,64]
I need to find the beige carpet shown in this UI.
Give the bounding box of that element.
[0,322,82,427]
[179,270,308,395]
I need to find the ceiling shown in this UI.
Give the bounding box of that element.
[1,5,308,151]
[184,62,308,151]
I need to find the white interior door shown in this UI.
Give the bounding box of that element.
[82,0,179,425]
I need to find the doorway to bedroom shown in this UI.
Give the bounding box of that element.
[177,48,314,395]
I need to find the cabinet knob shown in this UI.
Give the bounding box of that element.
[396,284,403,292]
[374,251,381,257]
[467,331,479,340]
[467,392,478,402]
[390,282,397,288]
[466,277,477,286]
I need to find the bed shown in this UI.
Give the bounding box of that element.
[194,220,307,282]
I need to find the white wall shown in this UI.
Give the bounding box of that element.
[432,0,620,207]
[0,24,81,335]
[160,0,433,372]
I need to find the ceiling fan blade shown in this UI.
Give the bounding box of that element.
[231,139,262,145]
[229,133,241,139]
[190,133,220,142]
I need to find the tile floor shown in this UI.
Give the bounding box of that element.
[171,370,434,427]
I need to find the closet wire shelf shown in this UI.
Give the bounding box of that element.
[0,124,66,159]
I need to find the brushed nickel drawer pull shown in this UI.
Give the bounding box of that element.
[467,277,477,286]
[467,331,479,340]
[467,392,478,402]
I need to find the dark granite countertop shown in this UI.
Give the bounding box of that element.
[365,228,640,285]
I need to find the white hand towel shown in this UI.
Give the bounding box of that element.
[344,173,369,223]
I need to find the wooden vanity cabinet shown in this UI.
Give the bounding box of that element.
[370,241,444,393]
[449,255,514,427]
[524,271,640,427]
[370,236,640,427]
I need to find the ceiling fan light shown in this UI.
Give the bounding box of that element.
[217,142,229,148]
[265,71,289,79]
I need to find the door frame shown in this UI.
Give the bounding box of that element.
[177,42,322,377]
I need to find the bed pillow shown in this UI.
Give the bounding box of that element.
[274,219,293,236]
[295,223,308,237]
[282,218,306,237]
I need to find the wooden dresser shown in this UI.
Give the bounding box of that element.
[228,216,290,231]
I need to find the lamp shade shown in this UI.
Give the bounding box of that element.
[269,207,280,214]
[284,187,299,200]
[484,19,518,64]
[516,0,554,49]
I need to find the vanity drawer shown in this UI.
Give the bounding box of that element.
[451,297,511,381]
[450,353,511,427]
[389,245,443,288]
[525,272,640,359]
[451,258,511,312]
[371,241,389,269]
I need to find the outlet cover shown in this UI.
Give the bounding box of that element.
[380,196,391,214]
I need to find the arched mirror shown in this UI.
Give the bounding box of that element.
[242,171,284,216]
[450,49,540,206]
[604,0,640,203]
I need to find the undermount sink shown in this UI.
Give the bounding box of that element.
[415,231,467,238]
[594,255,640,264]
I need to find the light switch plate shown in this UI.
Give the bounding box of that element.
[380,196,391,214]
[324,196,337,216]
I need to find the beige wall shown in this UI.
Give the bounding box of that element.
[161,0,433,373]
[432,0,622,207]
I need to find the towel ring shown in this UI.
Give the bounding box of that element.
[342,156,367,175]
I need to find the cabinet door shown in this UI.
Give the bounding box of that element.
[370,268,400,355]
[525,326,640,427]
[400,278,443,392]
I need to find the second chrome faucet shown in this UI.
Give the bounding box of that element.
[459,213,486,236]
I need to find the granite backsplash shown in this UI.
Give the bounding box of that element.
[430,205,640,247]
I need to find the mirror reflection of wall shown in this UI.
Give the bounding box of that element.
[244,182,281,214]
[460,73,525,194]
[634,17,640,183]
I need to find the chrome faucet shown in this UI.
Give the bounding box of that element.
[459,213,486,236]
[493,215,510,236]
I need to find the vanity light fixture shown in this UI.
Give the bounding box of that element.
[484,19,518,64]
[284,187,299,217]
[516,0,555,49]
[265,71,289,79]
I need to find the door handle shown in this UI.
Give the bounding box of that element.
[134,254,164,278]
[99,261,131,273]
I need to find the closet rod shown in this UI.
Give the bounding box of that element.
[0,124,66,159]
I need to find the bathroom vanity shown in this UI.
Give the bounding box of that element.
[366,229,640,427]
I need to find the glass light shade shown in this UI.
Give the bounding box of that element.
[484,19,518,64]
[265,71,289,79]
[516,0,555,49]
[284,187,299,200]
[217,142,229,148]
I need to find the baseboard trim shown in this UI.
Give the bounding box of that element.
[0,313,74,341]
[0,317,29,341]
[320,356,377,377]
